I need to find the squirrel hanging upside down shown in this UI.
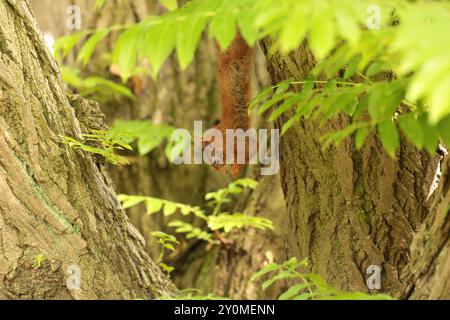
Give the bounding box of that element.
[202,32,254,177]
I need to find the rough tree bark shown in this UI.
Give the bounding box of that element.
[0,0,175,299]
[260,39,448,298]
[402,156,450,299]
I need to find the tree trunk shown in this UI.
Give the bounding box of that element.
[0,0,175,299]
[260,39,444,298]
[402,156,450,299]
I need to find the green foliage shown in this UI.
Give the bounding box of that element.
[62,121,177,165]
[203,178,272,238]
[118,194,206,219]
[250,75,444,156]
[208,213,273,233]
[251,257,393,300]
[168,220,213,243]
[160,0,178,11]
[120,179,272,277]
[33,254,47,269]
[77,30,110,66]
[61,66,134,99]
[54,32,86,61]
[119,179,273,245]
[61,130,132,165]
[112,24,145,81]
[205,178,258,210]
[151,231,179,275]
[55,0,450,156]
[378,119,399,158]
[109,120,176,157]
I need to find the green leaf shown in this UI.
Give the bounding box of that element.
[113,26,143,81]
[428,76,450,124]
[237,7,259,46]
[109,120,175,157]
[146,198,164,215]
[160,0,178,11]
[164,243,176,252]
[378,119,399,158]
[54,33,85,60]
[293,292,314,300]
[250,263,280,282]
[208,213,273,233]
[353,94,369,117]
[159,262,175,274]
[322,122,369,149]
[343,57,361,80]
[281,114,301,136]
[309,8,335,59]
[77,29,109,66]
[278,4,308,53]
[326,89,360,118]
[283,257,299,269]
[143,19,176,76]
[176,14,208,69]
[335,7,360,45]
[366,61,390,78]
[258,92,293,116]
[118,195,147,209]
[355,127,370,150]
[262,271,297,289]
[249,86,275,110]
[437,116,450,146]
[234,178,258,189]
[398,113,424,149]
[209,0,238,50]
[419,114,439,153]
[210,14,237,51]
[163,202,177,216]
[268,80,314,121]
[369,82,405,123]
[169,220,212,242]
[279,283,310,300]
[61,66,134,99]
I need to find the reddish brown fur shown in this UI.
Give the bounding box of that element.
[217,32,253,131]
[203,32,254,177]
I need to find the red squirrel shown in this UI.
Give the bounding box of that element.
[202,32,254,177]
